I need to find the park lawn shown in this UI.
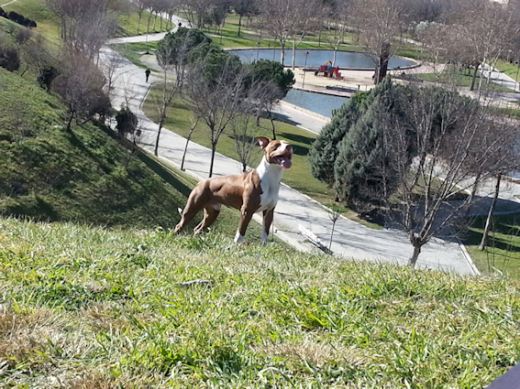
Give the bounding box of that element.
[419,69,516,93]
[143,90,333,205]
[116,10,171,38]
[464,213,520,279]
[494,59,520,83]
[109,42,154,69]
[3,0,170,42]
[3,0,61,44]
[142,88,385,230]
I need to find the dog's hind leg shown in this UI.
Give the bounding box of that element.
[194,204,221,234]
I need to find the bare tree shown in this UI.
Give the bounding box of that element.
[286,0,321,69]
[185,53,246,177]
[381,86,518,267]
[47,0,120,59]
[350,0,404,84]
[233,0,258,37]
[152,29,209,156]
[231,113,262,173]
[438,0,518,91]
[258,0,302,65]
[479,174,501,252]
[322,0,351,67]
[230,78,277,172]
[134,0,151,33]
[153,39,189,156]
[52,50,111,131]
[182,0,212,28]
[206,0,230,43]
[180,115,200,171]
[99,47,127,98]
[46,0,74,41]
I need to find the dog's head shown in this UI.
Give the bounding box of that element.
[257,137,292,169]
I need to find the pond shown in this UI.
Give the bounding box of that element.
[283,89,348,118]
[228,48,414,69]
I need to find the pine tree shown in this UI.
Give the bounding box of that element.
[332,77,398,209]
[309,94,366,188]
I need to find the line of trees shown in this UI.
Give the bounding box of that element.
[153,27,294,177]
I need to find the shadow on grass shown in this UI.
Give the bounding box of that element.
[137,152,193,197]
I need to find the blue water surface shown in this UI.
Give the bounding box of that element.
[283,89,349,118]
[228,49,414,69]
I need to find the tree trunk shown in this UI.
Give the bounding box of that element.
[333,48,338,67]
[470,64,480,91]
[238,14,242,37]
[479,174,501,251]
[154,116,165,156]
[270,115,276,140]
[465,173,481,216]
[181,119,199,171]
[280,42,285,65]
[291,43,296,70]
[66,112,74,132]
[408,244,421,267]
[137,12,142,33]
[209,143,217,178]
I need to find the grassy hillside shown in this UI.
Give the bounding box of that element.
[0,217,519,387]
[2,0,170,43]
[0,67,270,241]
[0,66,184,228]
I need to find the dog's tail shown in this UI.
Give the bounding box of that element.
[178,207,183,216]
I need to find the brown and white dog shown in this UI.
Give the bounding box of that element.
[174,137,293,245]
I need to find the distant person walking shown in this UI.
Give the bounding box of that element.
[145,69,151,82]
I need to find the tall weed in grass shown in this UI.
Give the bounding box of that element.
[1,218,520,387]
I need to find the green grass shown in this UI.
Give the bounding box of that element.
[142,90,335,204]
[2,0,61,44]
[494,59,520,83]
[464,213,520,279]
[109,42,154,69]
[116,10,172,38]
[418,67,516,93]
[1,217,520,387]
[2,0,170,42]
[0,66,272,241]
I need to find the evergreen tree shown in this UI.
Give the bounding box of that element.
[247,59,295,97]
[333,77,399,209]
[309,93,367,188]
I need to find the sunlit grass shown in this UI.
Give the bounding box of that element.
[418,66,516,93]
[1,217,519,387]
[464,213,520,279]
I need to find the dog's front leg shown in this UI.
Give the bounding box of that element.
[261,209,274,246]
[234,207,253,244]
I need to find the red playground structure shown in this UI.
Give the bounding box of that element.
[314,61,344,79]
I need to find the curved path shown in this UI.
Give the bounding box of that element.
[100,38,489,276]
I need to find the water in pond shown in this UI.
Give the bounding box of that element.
[283,89,348,118]
[228,49,414,69]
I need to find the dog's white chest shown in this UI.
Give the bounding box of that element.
[258,185,279,212]
[257,170,283,213]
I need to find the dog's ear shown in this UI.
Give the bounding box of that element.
[257,137,271,149]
